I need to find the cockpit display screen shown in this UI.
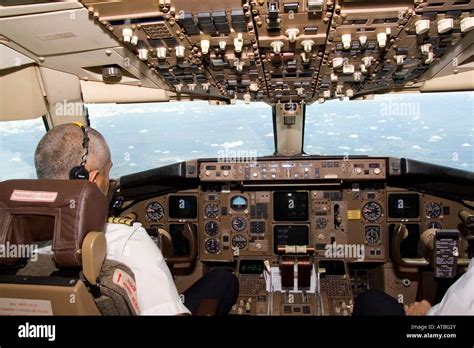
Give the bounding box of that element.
[273,192,308,221]
[388,193,420,219]
[169,196,197,219]
[239,260,264,274]
[273,225,309,253]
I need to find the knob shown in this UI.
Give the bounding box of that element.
[271,41,284,54]
[359,64,367,74]
[346,89,354,98]
[341,33,351,50]
[249,83,259,92]
[245,302,251,312]
[253,172,258,178]
[373,168,381,175]
[301,39,314,53]
[205,170,211,176]
[131,35,139,46]
[200,39,210,54]
[122,28,133,43]
[296,87,305,96]
[377,32,387,48]
[138,48,149,61]
[219,40,227,50]
[285,28,300,42]
[343,64,354,74]
[156,47,167,59]
[359,35,367,47]
[202,83,210,92]
[353,71,362,82]
[355,168,362,174]
[461,17,474,33]
[223,170,229,177]
[175,45,185,58]
[437,18,453,34]
[330,73,338,82]
[187,83,196,92]
[415,19,431,35]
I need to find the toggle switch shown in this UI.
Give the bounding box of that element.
[200,39,210,54]
[202,83,210,92]
[359,35,367,47]
[219,40,227,50]
[301,39,314,53]
[285,28,300,42]
[353,71,362,82]
[175,45,185,58]
[131,35,139,46]
[234,33,244,53]
[187,83,196,92]
[122,28,133,43]
[394,55,405,65]
[361,56,373,67]
[341,33,351,50]
[271,41,284,54]
[156,47,167,59]
[420,43,432,55]
[424,51,434,64]
[174,83,183,93]
[377,32,387,48]
[137,48,149,61]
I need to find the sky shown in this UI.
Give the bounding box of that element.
[0,92,472,180]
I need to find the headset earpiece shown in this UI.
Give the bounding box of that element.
[69,165,90,180]
[69,123,90,180]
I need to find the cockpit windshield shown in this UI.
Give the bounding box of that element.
[305,91,474,171]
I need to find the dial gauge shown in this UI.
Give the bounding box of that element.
[316,217,328,229]
[231,195,248,211]
[427,221,442,230]
[232,216,247,232]
[205,221,219,236]
[205,238,220,254]
[426,202,442,219]
[145,202,164,221]
[204,203,219,218]
[362,201,383,221]
[364,225,381,244]
[232,234,247,249]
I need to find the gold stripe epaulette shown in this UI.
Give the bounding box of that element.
[108,216,136,226]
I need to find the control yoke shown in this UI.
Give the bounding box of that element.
[392,223,470,277]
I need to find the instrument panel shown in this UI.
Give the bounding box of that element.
[126,157,470,264]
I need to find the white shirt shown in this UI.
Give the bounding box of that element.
[427,259,474,315]
[36,222,190,315]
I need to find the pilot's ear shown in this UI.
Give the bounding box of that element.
[88,169,99,184]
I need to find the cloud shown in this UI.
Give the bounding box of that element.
[461,143,472,147]
[349,134,359,138]
[411,145,421,149]
[386,136,402,140]
[211,141,244,149]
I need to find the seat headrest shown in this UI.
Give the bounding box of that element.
[0,179,108,268]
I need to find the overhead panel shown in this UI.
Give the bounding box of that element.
[78,0,474,104]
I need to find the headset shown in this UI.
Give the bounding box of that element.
[69,122,90,180]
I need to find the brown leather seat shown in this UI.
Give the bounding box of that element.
[0,179,137,315]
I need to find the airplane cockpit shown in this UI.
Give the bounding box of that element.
[0,0,474,323]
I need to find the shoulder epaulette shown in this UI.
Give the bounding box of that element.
[108,216,136,226]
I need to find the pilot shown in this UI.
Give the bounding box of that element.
[353,258,474,315]
[34,123,238,315]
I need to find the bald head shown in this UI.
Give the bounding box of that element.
[35,124,111,180]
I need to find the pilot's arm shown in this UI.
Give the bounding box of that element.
[426,259,474,315]
[105,219,191,315]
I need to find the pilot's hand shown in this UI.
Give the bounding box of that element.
[404,300,432,316]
